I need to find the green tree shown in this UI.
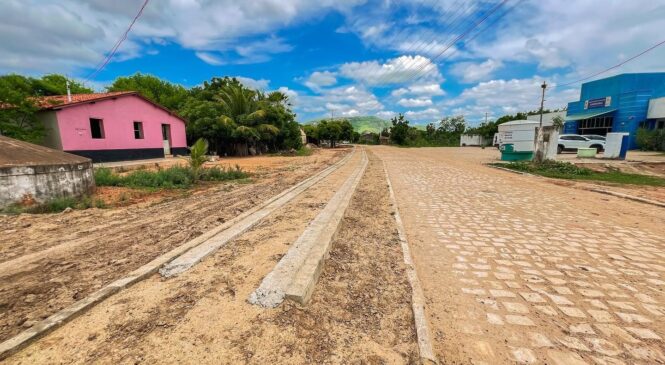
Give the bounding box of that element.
[108,73,189,111]
[0,75,43,142]
[389,114,410,145]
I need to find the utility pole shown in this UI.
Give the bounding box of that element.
[485,112,488,125]
[66,79,72,102]
[534,81,547,163]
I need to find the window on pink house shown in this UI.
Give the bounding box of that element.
[89,118,104,139]
[133,121,144,139]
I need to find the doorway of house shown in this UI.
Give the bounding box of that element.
[161,124,171,156]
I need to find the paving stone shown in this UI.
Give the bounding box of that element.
[615,312,652,324]
[534,305,558,316]
[587,338,622,356]
[505,315,535,326]
[559,306,587,318]
[625,327,662,340]
[547,350,589,365]
[588,310,615,323]
[489,289,517,298]
[486,313,504,325]
[520,292,546,303]
[511,347,537,364]
[503,302,529,314]
[558,336,591,351]
[569,323,595,335]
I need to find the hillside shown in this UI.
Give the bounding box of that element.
[304,116,391,133]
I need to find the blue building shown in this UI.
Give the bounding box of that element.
[564,73,665,149]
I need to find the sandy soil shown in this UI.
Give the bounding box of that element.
[7,149,417,364]
[0,148,347,343]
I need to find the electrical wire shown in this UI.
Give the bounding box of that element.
[553,38,665,89]
[86,0,151,81]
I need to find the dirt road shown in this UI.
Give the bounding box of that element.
[374,146,665,364]
[5,149,418,364]
[0,149,346,342]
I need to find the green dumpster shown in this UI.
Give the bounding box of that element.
[500,144,533,161]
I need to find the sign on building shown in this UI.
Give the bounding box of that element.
[584,96,611,109]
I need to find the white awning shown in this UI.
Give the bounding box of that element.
[647,97,665,119]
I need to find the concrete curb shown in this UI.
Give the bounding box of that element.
[249,149,368,307]
[0,149,356,361]
[585,188,665,208]
[487,164,665,209]
[382,160,438,365]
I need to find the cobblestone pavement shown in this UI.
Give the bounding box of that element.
[373,146,665,365]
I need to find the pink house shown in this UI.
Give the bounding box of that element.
[36,91,187,162]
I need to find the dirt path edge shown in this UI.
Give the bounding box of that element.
[0,149,355,361]
[381,159,438,364]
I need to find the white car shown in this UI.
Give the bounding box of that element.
[558,134,606,154]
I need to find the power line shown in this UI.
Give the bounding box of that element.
[86,0,151,81]
[553,38,665,89]
[403,0,509,84]
[366,0,474,86]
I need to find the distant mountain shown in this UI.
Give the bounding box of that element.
[304,116,391,134]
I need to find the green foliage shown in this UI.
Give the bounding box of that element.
[305,116,391,134]
[498,160,665,186]
[184,78,300,156]
[189,138,209,179]
[0,73,93,143]
[94,165,249,189]
[636,127,665,151]
[1,194,108,215]
[107,73,189,111]
[305,119,353,148]
[200,165,248,181]
[387,114,466,147]
[295,146,313,156]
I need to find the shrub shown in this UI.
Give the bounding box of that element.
[201,165,249,181]
[94,165,248,188]
[636,127,665,151]
[94,167,122,186]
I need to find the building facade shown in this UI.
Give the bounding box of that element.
[36,91,188,162]
[564,73,665,149]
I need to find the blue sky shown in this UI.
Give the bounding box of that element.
[2,0,665,125]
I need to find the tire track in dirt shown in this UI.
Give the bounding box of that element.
[6,149,418,364]
[0,150,347,343]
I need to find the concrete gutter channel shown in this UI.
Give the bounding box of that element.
[249,149,368,307]
[382,160,438,365]
[0,148,356,360]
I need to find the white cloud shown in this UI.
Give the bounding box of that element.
[0,0,366,75]
[195,52,225,66]
[405,108,441,121]
[235,76,270,90]
[450,59,503,83]
[398,97,432,107]
[304,71,337,90]
[295,84,384,120]
[339,55,442,85]
[391,83,445,97]
[449,76,579,120]
[376,110,396,119]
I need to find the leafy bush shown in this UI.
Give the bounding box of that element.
[200,165,248,181]
[94,167,122,186]
[506,160,593,177]
[636,127,665,151]
[95,165,248,188]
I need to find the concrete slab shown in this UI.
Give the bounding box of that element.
[249,149,368,308]
[159,149,356,278]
